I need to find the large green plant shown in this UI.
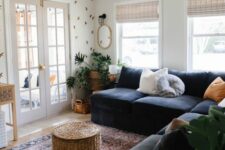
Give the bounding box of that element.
[185,106,225,150]
[66,51,111,90]
[90,52,111,84]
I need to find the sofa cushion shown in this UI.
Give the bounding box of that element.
[91,88,146,113]
[117,67,143,89]
[133,95,202,116]
[130,135,162,150]
[169,70,209,97]
[157,113,203,135]
[191,100,217,114]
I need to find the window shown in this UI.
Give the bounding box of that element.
[189,16,225,71]
[118,22,159,68]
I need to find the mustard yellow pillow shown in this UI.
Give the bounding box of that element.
[204,77,225,103]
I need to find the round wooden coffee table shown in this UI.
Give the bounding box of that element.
[52,121,101,150]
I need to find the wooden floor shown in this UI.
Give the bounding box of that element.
[1,111,91,149]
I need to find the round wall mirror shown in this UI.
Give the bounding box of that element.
[97,24,112,49]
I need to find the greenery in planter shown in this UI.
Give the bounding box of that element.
[90,52,111,84]
[185,106,225,150]
[66,51,111,92]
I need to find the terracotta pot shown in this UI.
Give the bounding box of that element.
[89,71,104,91]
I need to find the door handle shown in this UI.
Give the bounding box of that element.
[39,64,46,70]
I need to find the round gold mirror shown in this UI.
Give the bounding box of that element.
[97,24,112,49]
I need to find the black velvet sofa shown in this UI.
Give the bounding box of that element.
[90,67,225,136]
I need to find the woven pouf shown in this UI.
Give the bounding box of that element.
[52,121,100,150]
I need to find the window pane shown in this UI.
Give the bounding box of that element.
[47,8,55,26]
[20,91,31,112]
[31,89,40,110]
[56,9,64,27]
[18,48,28,69]
[15,4,26,25]
[58,47,65,64]
[48,27,56,46]
[27,5,37,25]
[51,85,59,104]
[28,27,38,46]
[122,38,158,68]
[49,66,58,85]
[17,26,27,47]
[29,48,39,68]
[193,16,225,35]
[122,22,159,37]
[49,47,57,65]
[192,36,225,71]
[59,84,67,101]
[57,28,64,45]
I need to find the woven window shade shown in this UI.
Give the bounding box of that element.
[116,1,159,23]
[188,0,225,17]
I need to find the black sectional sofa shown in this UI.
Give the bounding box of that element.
[90,67,225,148]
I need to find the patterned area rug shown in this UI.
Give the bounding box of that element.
[10,123,146,150]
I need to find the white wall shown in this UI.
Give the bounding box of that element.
[94,0,188,70]
[161,0,187,70]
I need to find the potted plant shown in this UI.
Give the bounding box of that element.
[89,51,111,91]
[185,106,225,150]
[66,51,111,113]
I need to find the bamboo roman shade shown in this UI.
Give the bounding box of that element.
[116,1,159,23]
[188,0,225,17]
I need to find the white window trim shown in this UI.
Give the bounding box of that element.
[188,17,225,71]
[117,21,161,69]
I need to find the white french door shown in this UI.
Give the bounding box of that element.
[11,0,70,125]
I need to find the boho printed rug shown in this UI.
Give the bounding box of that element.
[10,123,146,150]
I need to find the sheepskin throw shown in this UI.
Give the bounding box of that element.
[156,74,185,97]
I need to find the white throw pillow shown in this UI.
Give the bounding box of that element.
[137,68,168,95]
[219,98,225,108]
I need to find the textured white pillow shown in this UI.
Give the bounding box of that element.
[138,68,168,95]
[219,98,225,107]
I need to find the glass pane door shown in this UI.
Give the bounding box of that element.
[44,1,69,115]
[12,0,69,124]
[16,3,41,112]
[13,0,46,124]
[47,7,67,104]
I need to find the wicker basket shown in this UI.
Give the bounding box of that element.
[0,84,14,103]
[74,100,90,114]
[52,122,100,150]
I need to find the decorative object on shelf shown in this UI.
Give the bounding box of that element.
[0,111,7,148]
[97,14,112,49]
[0,84,18,141]
[74,100,90,114]
[185,106,225,150]
[52,121,100,150]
